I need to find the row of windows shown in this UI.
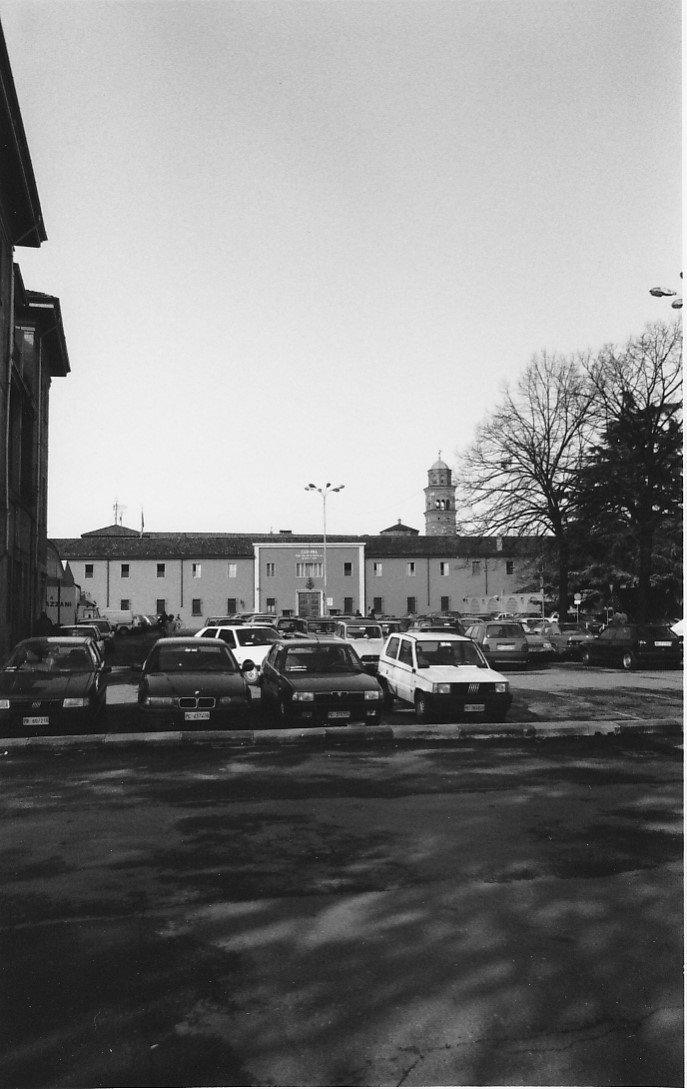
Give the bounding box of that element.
[85,559,516,580]
[118,601,450,618]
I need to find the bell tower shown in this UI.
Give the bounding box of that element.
[424,452,456,536]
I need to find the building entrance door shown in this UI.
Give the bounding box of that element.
[298,591,321,618]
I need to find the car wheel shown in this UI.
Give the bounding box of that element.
[581,649,592,667]
[379,679,394,711]
[622,650,636,671]
[415,691,433,723]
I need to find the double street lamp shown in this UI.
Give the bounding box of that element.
[650,276,682,309]
[305,482,344,615]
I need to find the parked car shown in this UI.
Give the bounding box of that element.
[274,616,309,638]
[259,638,384,728]
[101,608,135,634]
[332,619,385,674]
[204,615,239,627]
[193,624,280,676]
[83,618,114,642]
[518,619,555,663]
[305,618,339,635]
[580,624,682,671]
[377,630,512,723]
[411,615,466,635]
[540,621,597,659]
[379,618,406,637]
[463,621,529,669]
[59,624,106,662]
[0,636,109,733]
[136,637,254,729]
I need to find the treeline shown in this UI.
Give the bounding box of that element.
[455,320,682,622]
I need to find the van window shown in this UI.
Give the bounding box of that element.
[385,636,401,659]
[398,640,414,667]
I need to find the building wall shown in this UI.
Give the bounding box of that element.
[255,542,365,616]
[55,532,550,627]
[365,553,539,616]
[78,555,255,626]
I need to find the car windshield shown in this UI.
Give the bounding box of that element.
[341,625,383,639]
[5,641,94,673]
[147,643,237,673]
[283,645,361,674]
[415,640,486,667]
[236,628,278,647]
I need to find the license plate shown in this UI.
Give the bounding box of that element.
[464,703,485,712]
[23,716,49,726]
[654,641,672,647]
[328,710,351,720]
[184,711,210,721]
[496,644,514,651]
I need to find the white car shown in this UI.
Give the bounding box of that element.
[193,624,279,679]
[377,630,512,723]
[332,620,385,674]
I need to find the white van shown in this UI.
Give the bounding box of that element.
[101,608,135,634]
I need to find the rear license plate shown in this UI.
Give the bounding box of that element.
[654,641,672,647]
[464,703,485,712]
[184,711,210,721]
[496,644,514,651]
[328,711,351,720]
[23,716,49,726]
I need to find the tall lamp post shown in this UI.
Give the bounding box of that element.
[305,482,344,615]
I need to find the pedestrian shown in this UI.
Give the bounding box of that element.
[174,614,182,632]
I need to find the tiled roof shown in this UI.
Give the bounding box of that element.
[51,530,552,560]
[51,535,256,560]
[362,535,549,558]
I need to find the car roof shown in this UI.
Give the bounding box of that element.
[155,637,226,646]
[278,637,350,648]
[396,630,470,643]
[20,636,93,646]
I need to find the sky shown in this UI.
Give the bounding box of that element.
[0,0,681,539]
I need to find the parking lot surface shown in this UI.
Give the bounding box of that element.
[1,732,682,1087]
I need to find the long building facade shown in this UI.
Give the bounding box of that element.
[51,524,552,627]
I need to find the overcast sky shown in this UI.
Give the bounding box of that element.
[1,0,681,539]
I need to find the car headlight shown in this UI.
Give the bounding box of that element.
[432,683,452,694]
[63,697,88,708]
[142,696,175,707]
[0,699,9,710]
[364,690,382,700]
[495,682,509,694]
[292,691,315,702]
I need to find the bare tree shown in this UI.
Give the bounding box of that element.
[455,350,596,617]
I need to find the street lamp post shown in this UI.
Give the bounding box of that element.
[305,482,344,615]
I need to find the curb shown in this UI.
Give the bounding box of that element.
[0,718,681,752]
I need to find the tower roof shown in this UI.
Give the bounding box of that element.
[430,451,449,471]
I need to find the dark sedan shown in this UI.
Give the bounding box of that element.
[581,624,683,671]
[137,638,254,729]
[0,637,109,735]
[260,639,384,728]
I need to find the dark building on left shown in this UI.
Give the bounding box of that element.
[0,20,70,659]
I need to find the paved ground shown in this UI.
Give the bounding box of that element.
[0,731,682,1088]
